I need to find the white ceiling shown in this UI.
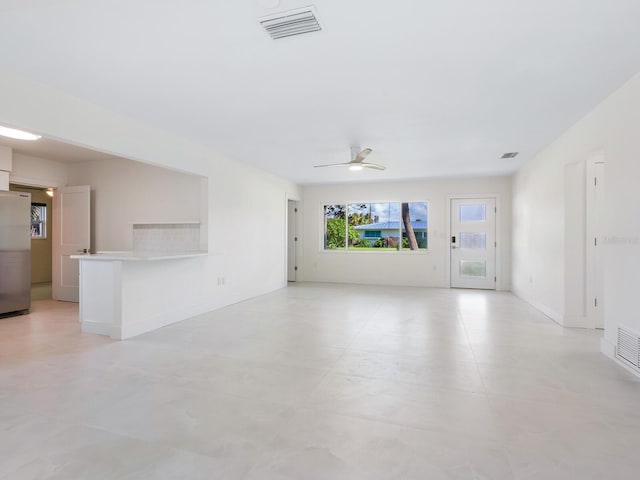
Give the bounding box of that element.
[0,0,639,184]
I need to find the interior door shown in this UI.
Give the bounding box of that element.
[52,185,90,302]
[287,200,298,282]
[450,198,496,289]
[587,161,605,329]
[593,163,604,328]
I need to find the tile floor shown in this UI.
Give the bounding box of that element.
[1,283,640,479]
[31,282,52,302]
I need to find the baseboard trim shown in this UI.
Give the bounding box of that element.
[116,300,219,340]
[614,358,640,379]
[511,288,563,325]
[600,337,616,358]
[90,283,289,341]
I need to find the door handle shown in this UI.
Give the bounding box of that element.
[77,248,89,254]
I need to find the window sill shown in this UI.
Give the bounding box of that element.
[320,249,430,255]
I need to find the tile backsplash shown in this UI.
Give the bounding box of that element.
[132,223,201,254]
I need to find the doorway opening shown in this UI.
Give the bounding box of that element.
[9,183,53,301]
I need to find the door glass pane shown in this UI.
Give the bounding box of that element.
[460,204,486,222]
[460,261,486,277]
[459,232,486,249]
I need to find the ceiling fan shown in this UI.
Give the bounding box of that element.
[314,146,386,171]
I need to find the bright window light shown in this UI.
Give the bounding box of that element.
[0,126,42,141]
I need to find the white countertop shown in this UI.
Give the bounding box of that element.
[71,251,209,261]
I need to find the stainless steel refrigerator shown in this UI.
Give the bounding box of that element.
[0,190,31,316]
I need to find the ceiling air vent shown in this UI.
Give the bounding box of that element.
[259,6,322,40]
[501,152,519,159]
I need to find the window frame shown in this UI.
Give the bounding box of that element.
[321,201,429,254]
[30,202,47,240]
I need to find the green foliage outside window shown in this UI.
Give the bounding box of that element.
[325,218,359,249]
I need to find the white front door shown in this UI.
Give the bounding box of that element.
[450,198,496,289]
[52,185,90,302]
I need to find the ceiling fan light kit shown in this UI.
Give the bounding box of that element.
[314,146,386,172]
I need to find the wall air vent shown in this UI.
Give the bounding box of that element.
[259,6,322,40]
[501,152,519,159]
[617,326,640,369]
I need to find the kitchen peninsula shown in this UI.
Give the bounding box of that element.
[72,222,208,339]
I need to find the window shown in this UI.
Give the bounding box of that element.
[323,204,347,249]
[323,202,427,251]
[31,203,47,239]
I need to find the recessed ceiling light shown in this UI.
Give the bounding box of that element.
[501,152,519,159]
[0,125,42,141]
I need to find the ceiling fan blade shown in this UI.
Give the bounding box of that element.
[353,148,373,163]
[313,162,350,168]
[361,162,386,170]
[314,148,384,171]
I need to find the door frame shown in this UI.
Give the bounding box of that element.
[8,178,57,299]
[447,193,503,290]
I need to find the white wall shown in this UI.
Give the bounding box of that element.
[0,66,301,324]
[512,72,640,354]
[301,176,512,289]
[66,157,203,252]
[0,146,11,190]
[562,159,588,326]
[10,153,68,187]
